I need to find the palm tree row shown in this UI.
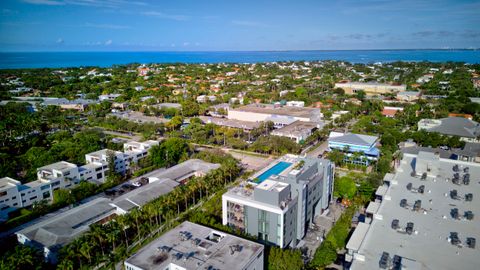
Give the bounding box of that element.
[56,153,240,269]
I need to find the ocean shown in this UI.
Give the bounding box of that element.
[0,50,479,69]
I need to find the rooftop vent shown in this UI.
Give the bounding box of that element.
[466,237,476,249]
[463,174,470,185]
[464,167,469,173]
[450,232,460,245]
[413,200,421,211]
[450,190,458,200]
[421,173,427,180]
[392,255,402,270]
[465,193,473,202]
[406,222,414,235]
[464,211,474,220]
[391,219,399,230]
[379,252,391,269]
[174,252,183,260]
[179,231,192,241]
[418,185,425,194]
[400,199,407,208]
[451,208,459,219]
[453,164,459,172]
[157,245,172,253]
[229,244,242,255]
[406,183,412,191]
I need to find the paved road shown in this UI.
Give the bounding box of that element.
[306,140,329,158]
[93,127,143,141]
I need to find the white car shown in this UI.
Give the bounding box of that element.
[131,181,142,187]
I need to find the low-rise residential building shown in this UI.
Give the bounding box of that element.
[196,95,216,103]
[327,132,380,165]
[334,81,406,96]
[418,117,480,142]
[99,94,121,101]
[222,155,334,248]
[396,91,421,102]
[381,106,403,118]
[346,151,480,270]
[270,121,320,143]
[124,221,264,270]
[199,116,261,131]
[1,141,157,218]
[286,100,305,107]
[17,198,117,263]
[111,159,219,213]
[228,103,322,128]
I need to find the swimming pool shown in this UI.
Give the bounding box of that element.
[255,161,292,183]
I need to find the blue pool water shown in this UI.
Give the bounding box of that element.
[255,161,292,183]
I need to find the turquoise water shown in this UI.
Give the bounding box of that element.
[256,161,292,183]
[0,50,479,69]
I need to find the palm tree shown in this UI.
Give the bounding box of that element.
[116,214,130,248]
[89,224,106,256]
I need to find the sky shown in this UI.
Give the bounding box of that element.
[0,0,479,51]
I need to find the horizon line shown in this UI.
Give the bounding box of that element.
[1,48,479,53]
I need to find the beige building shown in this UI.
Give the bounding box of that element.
[335,81,406,96]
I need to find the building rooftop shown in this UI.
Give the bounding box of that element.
[349,152,480,270]
[146,159,220,183]
[271,120,319,137]
[0,177,20,191]
[419,117,480,138]
[199,116,261,130]
[328,132,379,147]
[124,221,264,270]
[37,161,78,172]
[17,198,116,251]
[230,103,319,118]
[112,178,179,212]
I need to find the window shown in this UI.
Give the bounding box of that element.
[97,173,102,179]
[41,185,50,190]
[29,196,37,200]
[13,203,18,206]
[0,191,7,197]
[51,181,60,187]
[42,191,50,199]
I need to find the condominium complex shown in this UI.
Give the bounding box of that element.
[222,155,334,248]
[418,117,480,142]
[16,198,116,263]
[124,221,264,270]
[227,103,322,128]
[16,159,221,262]
[346,151,479,270]
[0,140,158,220]
[327,132,380,165]
[334,81,406,96]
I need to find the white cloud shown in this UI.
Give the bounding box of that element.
[142,11,189,21]
[85,22,131,29]
[56,37,64,43]
[183,42,190,46]
[104,39,112,45]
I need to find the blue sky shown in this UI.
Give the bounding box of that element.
[0,0,479,51]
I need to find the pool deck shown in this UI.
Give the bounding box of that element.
[250,154,299,184]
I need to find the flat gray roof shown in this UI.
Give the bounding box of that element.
[350,153,480,270]
[271,120,319,136]
[328,133,379,147]
[199,116,261,130]
[112,178,179,212]
[230,103,319,118]
[421,117,480,138]
[37,161,77,172]
[17,198,115,251]
[124,221,264,270]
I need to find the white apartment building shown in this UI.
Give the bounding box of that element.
[1,141,157,220]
